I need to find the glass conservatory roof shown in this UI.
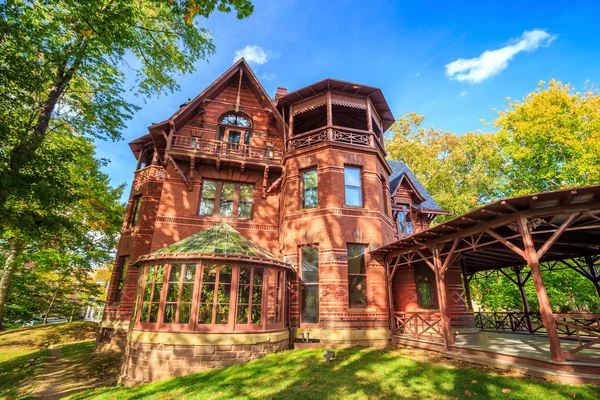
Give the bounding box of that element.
[152,222,281,262]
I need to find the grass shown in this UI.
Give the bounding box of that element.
[71,347,600,400]
[1,323,598,399]
[0,321,120,399]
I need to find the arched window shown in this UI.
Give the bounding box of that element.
[219,112,252,128]
[218,112,252,147]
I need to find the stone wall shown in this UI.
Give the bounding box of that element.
[120,331,290,386]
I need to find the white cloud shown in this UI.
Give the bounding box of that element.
[261,72,276,81]
[233,45,279,65]
[414,72,420,77]
[460,90,467,97]
[445,29,557,84]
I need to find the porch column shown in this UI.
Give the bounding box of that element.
[432,247,454,347]
[460,262,474,310]
[513,266,534,333]
[517,216,565,362]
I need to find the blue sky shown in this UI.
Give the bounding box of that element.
[96,0,600,200]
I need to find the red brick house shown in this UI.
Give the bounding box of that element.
[99,59,472,385]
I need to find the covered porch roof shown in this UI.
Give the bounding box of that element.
[373,184,600,273]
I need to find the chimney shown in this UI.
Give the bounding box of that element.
[275,87,288,100]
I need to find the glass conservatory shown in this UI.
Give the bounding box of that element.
[132,223,290,333]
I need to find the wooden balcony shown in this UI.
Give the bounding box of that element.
[170,136,283,163]
[287,126,385,153]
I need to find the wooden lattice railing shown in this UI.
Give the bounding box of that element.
[553,313,600,361]
[474,311,544,333]
[288,127,376,151]
[393,312,443,341]
[171,136,283,162]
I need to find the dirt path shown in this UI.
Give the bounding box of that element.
[27,346,93,399]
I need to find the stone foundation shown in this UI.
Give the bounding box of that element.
[95,321,130,352]
[120,330,290,386]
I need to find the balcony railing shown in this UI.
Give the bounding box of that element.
[288,126,385,153]
[170,136,283,163]
[393,311,443,341]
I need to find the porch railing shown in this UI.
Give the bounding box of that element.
[553,313,600,361]
[393,311,443,341]
[474,311,544,333]
[170,136,283,163]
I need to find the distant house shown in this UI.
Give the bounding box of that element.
[99,59,473,386]
[83,268,111,322]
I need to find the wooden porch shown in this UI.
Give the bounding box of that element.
[374,185,600,384]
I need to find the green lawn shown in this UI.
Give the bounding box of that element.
[71,347,600,400]
[1,323,599,399]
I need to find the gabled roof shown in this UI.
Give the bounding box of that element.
[276,78,395,131]
[386,160,446,213]
[148,58,285,136]
[136,223,289,268]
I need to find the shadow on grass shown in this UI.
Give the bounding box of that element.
[71,347,600,400]
[0,321,98,350]
[0,348,50,399]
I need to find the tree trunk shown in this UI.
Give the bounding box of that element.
[0,238,24,330]
[42,282,62,325]
[0,50,84,210]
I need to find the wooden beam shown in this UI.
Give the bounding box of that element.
[235,68,243,112]
[440,239,460,275]
[517,215,565,362]
[536,213,580,259]
[485,229,526,259]
[416,250,435,271]
[167,155,189,187]
[262,165,269,199]
[188,156,195,191]
[432,246,454,347]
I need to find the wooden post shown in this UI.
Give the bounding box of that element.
[326,91,332,126]
[135,149,145,170]
[366,98,373,132]
[432,246,455,347]
[517,215,565,362]
[514,266,534,333]
[585,256,600,299]
[460,262,474,310]
[288,104,294,151]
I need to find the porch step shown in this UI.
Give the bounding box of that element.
[443,351,600,385]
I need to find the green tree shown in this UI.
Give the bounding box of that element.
[0,131,124,329]
[495,79,600,196]
[0,0,253,214]
[386,113,504,221]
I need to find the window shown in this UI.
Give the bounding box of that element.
[218,112,251,149]
[139,265,164,323]
[114,256,129,303]
[198,264,233,325]
[238,184,253,219]
[344,167,362,206]
[347,245,367,306]
[301,247,319,324]
[199,180,254,219]
[302,169,318,208]
[415,265,436,308]
[199,180,217,216]
[219,183,235,217]
[236,266,263,325]
[163,264,196,324]
[396,207,413,235]
[267,270,285,325]
[219,112,252,128]
[130,196,142,227]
